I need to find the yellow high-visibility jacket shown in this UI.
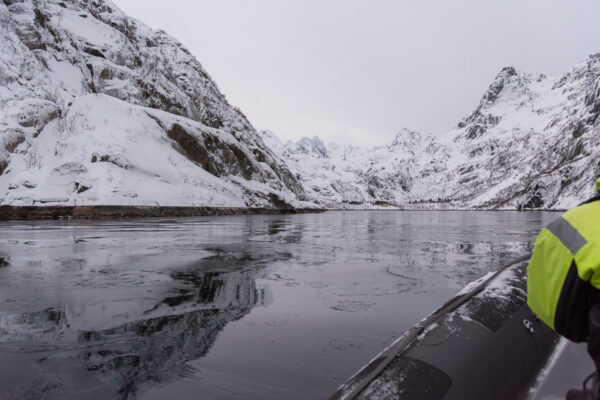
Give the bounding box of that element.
[527,178,600,342]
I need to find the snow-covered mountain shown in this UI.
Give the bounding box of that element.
[2,0,598,211]
[414,59,600,210]
[260,129,422,207]
[0,0,307,209]
[264,55,600,210]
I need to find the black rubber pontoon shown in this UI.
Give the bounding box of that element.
[329,255,559,400]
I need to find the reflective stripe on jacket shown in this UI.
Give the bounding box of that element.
[527,198,600,342]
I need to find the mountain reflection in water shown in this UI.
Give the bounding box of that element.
[0,211,558,400]
[0,245,276,399]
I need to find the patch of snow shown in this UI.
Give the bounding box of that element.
[455,271,495,296]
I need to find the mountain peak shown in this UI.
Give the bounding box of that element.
[293,136,328,158]
[481,66,523,105]
[498,66,517,77]
[455,65,531,139]
[391,128,422,151]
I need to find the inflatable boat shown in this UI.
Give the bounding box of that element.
[329,255,559,400]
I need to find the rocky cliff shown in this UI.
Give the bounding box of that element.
[0,0,306,209]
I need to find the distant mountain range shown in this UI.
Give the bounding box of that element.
[1,0,598,211]
[261,57,600,210]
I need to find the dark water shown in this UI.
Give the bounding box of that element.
[0,211,558,400]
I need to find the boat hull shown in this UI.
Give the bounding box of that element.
[330,257,559,400]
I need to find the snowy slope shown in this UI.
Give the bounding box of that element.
[264,55,600,210]
[0,0,307,208]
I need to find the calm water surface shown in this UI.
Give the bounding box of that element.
[0,211,558,399]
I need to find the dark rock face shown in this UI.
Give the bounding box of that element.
[166,123,257,180]
[91,154,129,169]
[0,161,8,176]
[4,135,25,153]
[519,184,546,210]
[483,67,517,104]
[83,46,106,58]
[462,113,501,140]
[76,184,90,194]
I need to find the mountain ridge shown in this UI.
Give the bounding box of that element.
[263,53,600,210]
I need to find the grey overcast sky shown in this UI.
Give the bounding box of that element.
[114,0,600,146]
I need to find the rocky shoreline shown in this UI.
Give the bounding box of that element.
[0,206,323,221]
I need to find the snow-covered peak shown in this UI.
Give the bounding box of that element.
[481,67,522,104]
[455,66,535,140]
[390,128,422,152]
[290,136,328,158]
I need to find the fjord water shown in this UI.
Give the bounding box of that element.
[0,211,558,400]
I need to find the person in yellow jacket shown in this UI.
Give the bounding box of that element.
[527,177,600,399]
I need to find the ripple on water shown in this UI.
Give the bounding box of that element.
[330,300,376,312]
